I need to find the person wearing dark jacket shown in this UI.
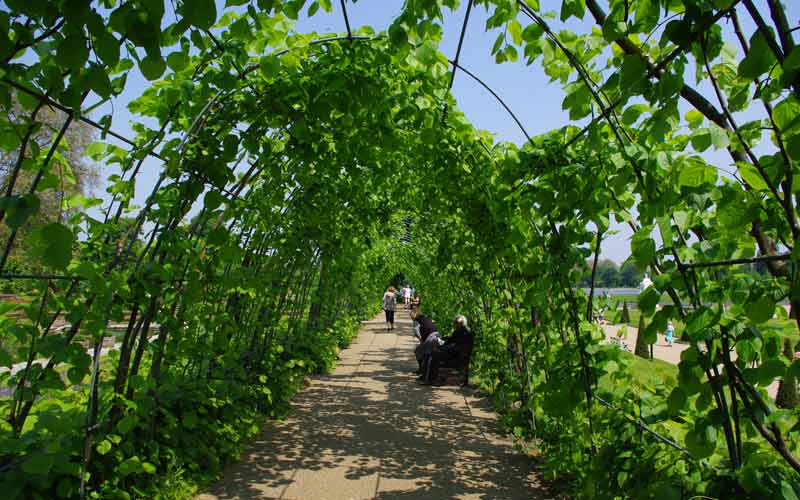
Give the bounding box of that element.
[411,310,440,375]
[420,315,473,385]
[411,309,437,343]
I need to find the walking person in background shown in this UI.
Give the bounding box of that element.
[410,293,421,311]
[382,286,397,331]
[402,285,412,309]
[665,320,674,347]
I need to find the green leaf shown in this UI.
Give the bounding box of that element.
[746,295,775,324]
[657,215,673,246]
[117,414,138,435]
[662,19,691,48]
[118,457,144,476]
[307,1,319,16]
[204,191,225,210]
[415,43,438,66]
[57,32,89,69]
[319,0,332,12]
[673,210,690,234]
[96,440,112,455]
[182,0,217,29]
[630,230,656,268]
[523,23,544,43]
[773,97,800,135]
[504,45,518,62]
[685,110,704,129]
[94,31,120,68]
[708,124,729,149]
[140,55,166,81]
[166,51,189,72]
[638,286,660,315]
[633,0,659,34]
[21,453,54,475]
[686,306,719,340]
[4,194,40,228]
[737,161,769,191]
[739,30,777,80]
[781,481,800,500]
[223,134,239,160]
[622,104,648,125]
[667,387,687,413]
[63,194,103,210]
[602,17,627,42]
[620,55,647,90]
[678,156,716,187]
[685,420,717,458]
[508,19,523,45]
[207,226,229,246]
[86,64,113,99]
[690,129,711,152]
[787,135,800,161]
[259,55,281,79]
[388,22,408,46]
[27,223,74,270]
[560,0,585,21]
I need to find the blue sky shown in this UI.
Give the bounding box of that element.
[85,0,800,264]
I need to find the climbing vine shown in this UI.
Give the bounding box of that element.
[0,0,799,499]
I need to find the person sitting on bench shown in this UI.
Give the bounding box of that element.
[411,309,439,376]
[420,315,473,385]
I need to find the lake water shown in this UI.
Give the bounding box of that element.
[581,288,641,296]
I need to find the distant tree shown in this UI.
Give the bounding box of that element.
[620,301,630,323]
[596,259,619,287]
[580,258,620,287]
[0,94,99,275]
[0,99,98,292]
[619,261,643,287]
[1,94,99,223]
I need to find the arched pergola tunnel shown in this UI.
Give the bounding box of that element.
[1,1,800,498]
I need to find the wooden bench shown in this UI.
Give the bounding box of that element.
[430,336,474,386]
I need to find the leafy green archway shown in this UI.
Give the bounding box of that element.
[2,1,800,499]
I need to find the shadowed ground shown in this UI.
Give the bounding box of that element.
[196,311,552,500]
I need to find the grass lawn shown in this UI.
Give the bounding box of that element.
[626,351,678,386]
[605,307,799,344]
[597,346,678,393]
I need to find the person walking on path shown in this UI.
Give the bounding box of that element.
[382,286,397,331]
[665,321,674,346]
[402,286,412,309]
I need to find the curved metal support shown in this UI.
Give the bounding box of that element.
[447,59,532,144]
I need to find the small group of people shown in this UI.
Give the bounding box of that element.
[380,286,473,385]
[381,285,420,331]
[411,310,473,386]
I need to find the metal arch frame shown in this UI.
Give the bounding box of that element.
[177,34,535,175]
[3,33,535,186]
[0,32,538,285]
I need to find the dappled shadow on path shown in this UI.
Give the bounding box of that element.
[197,315,550,500]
